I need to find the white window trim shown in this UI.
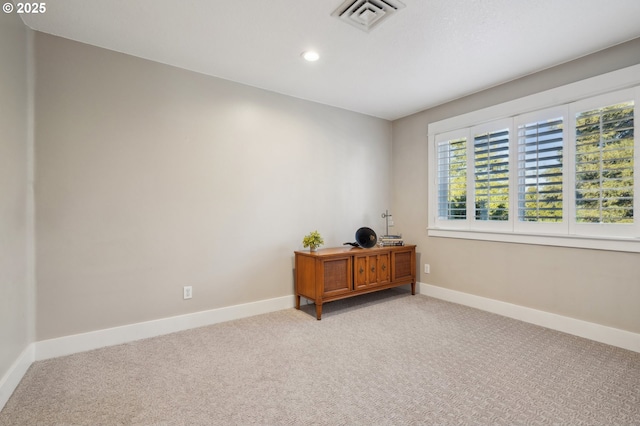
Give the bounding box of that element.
[427,64,640,253]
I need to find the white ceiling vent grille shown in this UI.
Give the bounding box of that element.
[332,0,406,32]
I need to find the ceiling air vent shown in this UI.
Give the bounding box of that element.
[331,0,406,32]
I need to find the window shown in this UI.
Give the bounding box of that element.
[573,99,634,226]
[517,114,564,223]
[472,121,510,224]
[514,107,568,234]
[436,131,467,223]
[428,68,640,252]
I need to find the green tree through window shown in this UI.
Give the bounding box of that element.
[575,101,634,224]
[518,117,564,222]
[474,128,509,221]
[437,136,467,220]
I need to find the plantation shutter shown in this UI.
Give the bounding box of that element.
[474,125,510,221]
[574,100,634,224]
[517,116,564,222]
[437,135,467,220]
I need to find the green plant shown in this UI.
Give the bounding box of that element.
[302,230,324,249]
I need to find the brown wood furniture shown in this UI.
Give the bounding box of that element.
[294,245,416,319]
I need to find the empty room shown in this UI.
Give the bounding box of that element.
[1,1,639,424]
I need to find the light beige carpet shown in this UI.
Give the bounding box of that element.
[1,288,639,425]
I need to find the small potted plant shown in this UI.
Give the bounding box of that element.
[302,230,324,252]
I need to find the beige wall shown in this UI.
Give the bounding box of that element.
[392,38,640,334]
[34,33,392,340]
[0,13,31,378]
[7,24,639,348]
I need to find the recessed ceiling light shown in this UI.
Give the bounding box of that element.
[301,50,320,62]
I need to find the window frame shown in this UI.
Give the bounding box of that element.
[435,128,469,229]
[513,106,569,235]
[568,90,639,239]
[470,118,513,231]
[427,64,640,253]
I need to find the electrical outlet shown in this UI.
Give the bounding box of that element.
[424,264,430,274]
[183,286,192,300]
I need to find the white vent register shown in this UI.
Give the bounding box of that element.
[332,0,406,32]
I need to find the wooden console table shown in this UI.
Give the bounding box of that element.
[294,245,416,320]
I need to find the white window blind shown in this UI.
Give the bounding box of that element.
[517,116,564,223]
[437,135,467,221]
[428,68,640,252]
[473,125,510,221]
[574,100,634,225]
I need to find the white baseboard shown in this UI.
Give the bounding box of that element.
[35,294,295,361]
[0,344,35,411]
[420,282,640,353]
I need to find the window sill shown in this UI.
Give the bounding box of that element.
[427,227,640,253]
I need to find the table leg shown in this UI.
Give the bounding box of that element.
[295,295,300,310]
[411,281,416,295]
[315,303,322,320]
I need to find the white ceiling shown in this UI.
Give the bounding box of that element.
[19,0,640,120]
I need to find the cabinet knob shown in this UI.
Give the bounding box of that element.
[381,264,386,271]
[359,267,364,274]
[371,267,375,273]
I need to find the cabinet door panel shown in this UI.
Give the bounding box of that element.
[322,257,352,296]
[378,253,390,284]
[367,255,378,284]
[354,256,368,288]
[392,250,414,282]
